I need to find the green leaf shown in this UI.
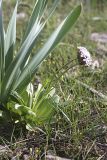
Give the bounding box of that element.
[0,0,5,95]
[23,0,48,41]
[16,4,81,92]
[0,3,81,103]
[5,1,18,70]
[34,98,55,123]
[1,0,60,101]
[1,22,43,101]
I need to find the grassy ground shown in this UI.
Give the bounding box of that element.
[1,0,107,159]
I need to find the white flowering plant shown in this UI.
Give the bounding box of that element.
[77,46,92,66]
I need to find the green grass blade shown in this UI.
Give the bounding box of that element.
[5,1,18,70]
[15,4,81,92]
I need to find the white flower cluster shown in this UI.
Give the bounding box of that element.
[77,46,92,66]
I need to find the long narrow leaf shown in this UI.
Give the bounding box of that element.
[5,1,18,70]
[23,0,47,41]
[0,0,5,96]
[23,0,59,41]
[18,0,59,71]
[1,0,60,101]
[15,4,81,92]
[1,4,81,102]
[1,22,43,101]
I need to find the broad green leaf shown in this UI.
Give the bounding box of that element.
[5,1,18,70]
[16,4,81,92]
[34,98,55,123]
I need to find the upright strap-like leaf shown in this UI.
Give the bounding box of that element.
[21,0,59,70]
[1,0,59,102]
[20,0,59,70]
[0,0,5,96]
[5,1,18,70]
[15,4,82,92]
[23,0,48,41]
[1,21,44,102]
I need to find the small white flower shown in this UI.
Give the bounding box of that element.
[77,46,92,66]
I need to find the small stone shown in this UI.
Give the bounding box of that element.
[90,33,107,43]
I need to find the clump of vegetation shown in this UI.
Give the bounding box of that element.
[1,0,107,159]
[0,0,81,128]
